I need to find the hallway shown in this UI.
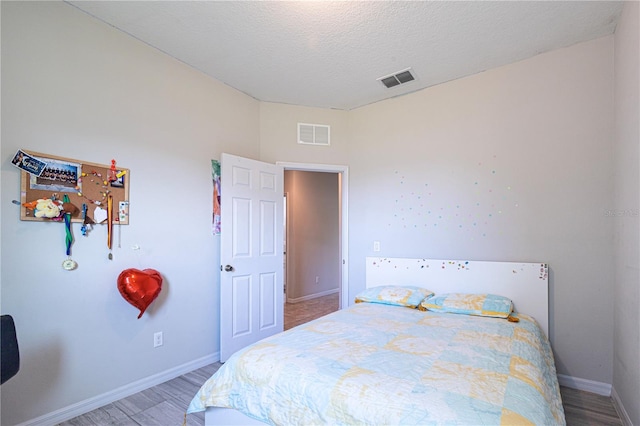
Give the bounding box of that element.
[284,292,339,330]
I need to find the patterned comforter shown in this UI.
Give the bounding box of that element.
[188,302,565,425]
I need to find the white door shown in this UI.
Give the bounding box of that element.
[220,153,284,362]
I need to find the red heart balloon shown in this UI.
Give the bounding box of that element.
[117,268,163,319]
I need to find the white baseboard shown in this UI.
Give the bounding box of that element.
[286,288,338,304]
[557,374,612,396]
[19,353,219,426]
[611,386,634,426]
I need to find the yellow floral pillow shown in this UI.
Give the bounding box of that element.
[419,293,513,318]
[354,286,434,309]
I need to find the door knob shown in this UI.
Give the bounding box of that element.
[224,265,234,272]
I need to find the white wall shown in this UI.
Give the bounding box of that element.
[261,37,616,385]
[613,2,640,424]
[284,171,340,301]
[1,2,259,424]
[347,36,615,384]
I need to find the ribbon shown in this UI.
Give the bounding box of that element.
[107,195,113,251]
[63,195,73,256]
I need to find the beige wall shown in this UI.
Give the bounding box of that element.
[344,36,615,384]
[613,2,640,424]
[259,102,349,165]
[1,2,259,424]
[284,171,340,301]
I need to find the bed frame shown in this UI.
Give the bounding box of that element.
[203,257,549,425]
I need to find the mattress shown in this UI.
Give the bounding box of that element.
[188,302,565,425]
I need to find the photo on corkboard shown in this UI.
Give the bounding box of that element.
[28,157,81,193]
[11,149,47,176]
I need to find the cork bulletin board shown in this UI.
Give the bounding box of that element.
[19,150,130,224]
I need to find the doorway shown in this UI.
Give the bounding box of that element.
[278,162,349,329]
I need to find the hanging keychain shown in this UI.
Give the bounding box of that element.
[62,194,78,271]
[80,203,94,236]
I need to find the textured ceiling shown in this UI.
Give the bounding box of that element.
[67,1,623,110]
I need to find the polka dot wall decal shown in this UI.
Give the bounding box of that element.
[387,157,516,238]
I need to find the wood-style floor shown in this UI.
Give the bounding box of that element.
[60,293,622,426]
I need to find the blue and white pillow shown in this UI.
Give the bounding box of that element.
[420,293,513,318]
[354,285,434,309]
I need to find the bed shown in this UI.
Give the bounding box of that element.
[188,257,564,425]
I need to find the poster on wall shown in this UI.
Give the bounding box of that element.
[212,159,221,235]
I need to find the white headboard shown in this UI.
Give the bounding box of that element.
[366,257,549,337]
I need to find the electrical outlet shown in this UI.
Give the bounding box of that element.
[373,241,381,252]
[153,332,163,348]
[315,276,319,284]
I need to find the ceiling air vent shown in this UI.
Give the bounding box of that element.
[378,68,416,89]
[298,123,330,146]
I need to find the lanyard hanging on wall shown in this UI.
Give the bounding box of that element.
[62,194,78,271]
[107,194,113,260]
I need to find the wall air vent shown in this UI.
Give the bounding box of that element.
[298,123,330,146]
[378,68,416,89]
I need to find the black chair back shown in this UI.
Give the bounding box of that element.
[1,315,20,384]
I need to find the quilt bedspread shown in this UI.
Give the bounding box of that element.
[188,303,565,425]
